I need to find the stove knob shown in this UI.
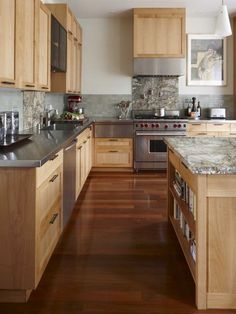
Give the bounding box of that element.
[145,123,148,128]
[136,124,139,127]
[178,124,182,128]
[140,123,144,128]
[151,123,155,128]
[165,124,168,129]
[183,124,186,128]
[156,123,160,128]
[173,124,177,128]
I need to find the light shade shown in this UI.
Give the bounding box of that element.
[215,4,232,37]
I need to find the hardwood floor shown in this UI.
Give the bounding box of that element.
[1,172,236,313]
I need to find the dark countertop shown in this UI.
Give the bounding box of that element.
[0,119,93,168]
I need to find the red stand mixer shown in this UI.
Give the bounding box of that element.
[67,95,83,113]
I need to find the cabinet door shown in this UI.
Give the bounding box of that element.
[80,142,86,186]
[16,0,37,89]
[59,25,67,72]
[66,32,73,93]
[38,2,51,91]
[75,43,82,93]
[76,143,82,199]
[133,8,186,57]
[0,0,16,88]
[51,15,60,71]
[35,165,62,286]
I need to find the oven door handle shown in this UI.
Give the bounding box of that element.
[136,132,186,136]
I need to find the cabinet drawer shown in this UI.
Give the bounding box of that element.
[36,166,62,221]
[187,123,207,132]
[77,127,91,144]
[95,151,133,168]
[36,199,61,285]
[206,123,230,132]
[187,131,208,137]
[36,149,63,188]
[95,138,133,150]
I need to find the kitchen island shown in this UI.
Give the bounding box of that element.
[165,137,236,310]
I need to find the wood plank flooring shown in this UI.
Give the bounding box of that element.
[1,172,236,313]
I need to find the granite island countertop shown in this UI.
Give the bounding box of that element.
[0,119,93,167]
[165,137,236,175]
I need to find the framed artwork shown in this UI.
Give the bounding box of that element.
[187,34,227,86]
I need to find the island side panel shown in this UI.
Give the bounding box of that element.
[207,175,236,309]
[196,175,207,310]
[0,168,36,291]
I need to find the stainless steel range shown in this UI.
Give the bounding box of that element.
[133,112,187,171]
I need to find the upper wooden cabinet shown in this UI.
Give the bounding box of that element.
[16,0,37,90]
[133,8,186,58]
[37,2,51,91]
[46,3,82,94]
[0,0,51,91]
[0,0,16,88]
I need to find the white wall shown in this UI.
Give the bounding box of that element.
[80,18,133,94]
[80,16,233,95]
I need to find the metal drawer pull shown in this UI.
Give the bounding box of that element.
[41,87,49,90]
[213,124,224,126]
[49,213,59,224]
[87,136,91,139]
[109,139,118,141]
[181,161,188,169]
[83,140,87,144]
[50,154,58,161]
[25,84,35,88]
[68,30,73,35]
[198,132,207,135]
[49,174,59,183]
[1,81,15,85]
[109,150,118,153]
[192,123,202,126]
[78,145,82,150]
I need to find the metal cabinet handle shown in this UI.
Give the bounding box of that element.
[52,41,59,47]
[49,213,58,224]
[49,174,59,183]
[192,123,202,126]
[50,154,58,161]
[83,140,87,144]
[1,81,15,85]
[25,84,35,88]
[87,136,91,139]
[109,139,118,141]
[77,145,82,150]
[213,124,224,126]
[197,132,207,135]
[109,150,118,153]
[41,87,49,90]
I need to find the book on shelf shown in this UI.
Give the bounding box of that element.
[190,239,196,262]
[173,199,180,220]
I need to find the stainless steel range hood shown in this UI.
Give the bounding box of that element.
[133,58,185,76]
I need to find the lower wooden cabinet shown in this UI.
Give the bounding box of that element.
[94,138,133,168]
[187,122,236,137]
[76,126,93,199]
[0,150,63,303]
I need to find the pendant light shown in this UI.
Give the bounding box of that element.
[215,0,232,37]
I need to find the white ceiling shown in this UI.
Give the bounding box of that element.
[45,0,236,18]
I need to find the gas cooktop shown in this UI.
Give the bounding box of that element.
[134,114,182,120]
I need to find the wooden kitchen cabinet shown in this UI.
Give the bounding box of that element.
[187,122,236,137]
[168,147,236,309]
[0,0,16,88]
[94,138,133,168]
[0,150,63,302]
[46,3,83,94]
[133,8,186,58]
[37,1,51,91]
[16,0,37,90]
[76,127,93,199]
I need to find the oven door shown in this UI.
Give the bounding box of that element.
[135,131,184,162]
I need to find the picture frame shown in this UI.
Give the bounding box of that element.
[187,34,227,86]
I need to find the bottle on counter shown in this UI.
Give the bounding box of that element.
[197,101,201,118]
[191,97,197,112]
[187,102,192,117]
